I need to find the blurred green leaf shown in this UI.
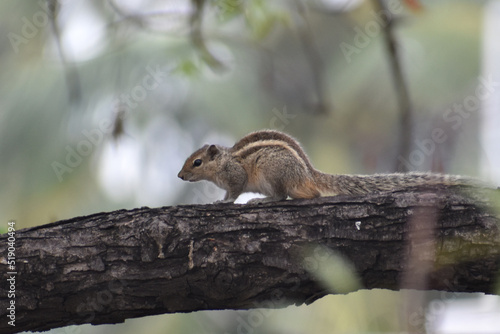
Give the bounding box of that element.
[303,245,363,294]
[174,59,201,77]
[211,0,244,22]
[245,0,289,40]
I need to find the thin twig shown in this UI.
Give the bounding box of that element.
[46,0,82,104]
[372,0,413,172]
[295,0,330,114]
[190,0,226,71]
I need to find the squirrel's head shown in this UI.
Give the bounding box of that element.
[178,144,223,182]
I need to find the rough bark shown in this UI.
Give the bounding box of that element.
[1,187,499,333]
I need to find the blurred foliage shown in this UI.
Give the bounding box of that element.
[303,244,362,294]
[0,0,496,333]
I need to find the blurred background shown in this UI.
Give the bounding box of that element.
[1,0,500,333]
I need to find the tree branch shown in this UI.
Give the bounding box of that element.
[1,187,499,333]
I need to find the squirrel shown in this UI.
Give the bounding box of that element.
[177,129,476,204]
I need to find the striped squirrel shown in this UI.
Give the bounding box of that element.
[177,130,476,204]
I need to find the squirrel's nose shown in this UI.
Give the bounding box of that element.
[178,172,184,180]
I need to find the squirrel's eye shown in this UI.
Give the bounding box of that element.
[193,159,202,167]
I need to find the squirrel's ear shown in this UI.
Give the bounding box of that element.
[207,145,219,159]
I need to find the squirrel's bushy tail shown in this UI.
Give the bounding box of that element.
[313,171,474,197]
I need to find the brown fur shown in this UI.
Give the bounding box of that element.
[178,130,477,203]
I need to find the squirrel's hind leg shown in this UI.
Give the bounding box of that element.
[247,180,288,204]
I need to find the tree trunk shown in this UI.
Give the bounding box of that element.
[1,187,499,333]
